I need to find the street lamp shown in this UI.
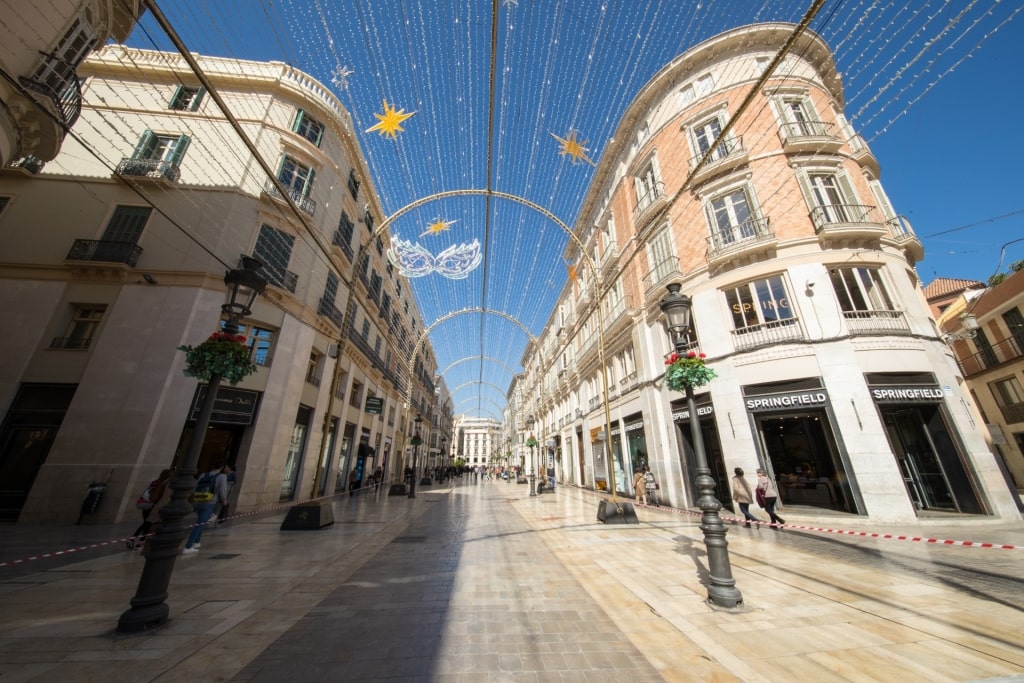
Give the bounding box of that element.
[526,415,537,497]
[118,257,267,632]
[660,283,743,609]
[408,414,423,498]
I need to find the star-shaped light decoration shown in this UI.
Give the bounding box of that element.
[366,100,416,139]
[419,217,457,238]
[331,65,353,91]
[550,130,596,166]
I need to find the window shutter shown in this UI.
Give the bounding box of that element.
[869,181,896,220]
[133,130,157,159]
[794,171,816,208]
[837,172,859,205]
[292,109,304,133]
[169,85,183,109]
[191,87,206,111]
[169,135,191,165]
[304,167,316,197]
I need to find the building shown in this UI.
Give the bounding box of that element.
[454,415,502,470]
[0,46,440,524]
[0,0,141,168]
[935,270,1024,496]
[518,23,1019,524]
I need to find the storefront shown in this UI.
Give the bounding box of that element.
[869,373,985,514]
[623,414,648,496]
[743,379,861,514]
[671,394,731,508]
[175,385,261,484]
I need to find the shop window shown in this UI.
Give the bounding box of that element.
[51,304,105,350]
[724,275,796,331]
[169,85,204,111]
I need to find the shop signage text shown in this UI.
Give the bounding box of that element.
[871,386,944,403]
[365,396,384,414]
[745,392,828,412]
[673,405,714,421]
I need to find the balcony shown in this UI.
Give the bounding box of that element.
[642,258,682,299]
[6,156,45,174]
[263,178,316,216]
[846,133,880,176]
[318,297,344,328]
[958,336,1024,377]
[116,157,180,182]
[66,239,142,267]
[997,401,1024,425]
[843,310,911,336]
[688,136,749,185]
[633,180,668,231]
[731,318,805,352]
[779,120,842,154]
[885,215,924,263]
[19,52,83,131]
[706,216,776,269]
[259,263,298,293]
[809,204,889,242]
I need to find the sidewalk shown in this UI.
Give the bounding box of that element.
[1,478,1023,682]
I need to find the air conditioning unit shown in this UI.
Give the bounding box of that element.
[327,343,339,358]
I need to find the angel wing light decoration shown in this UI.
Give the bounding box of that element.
[388,236,482,280]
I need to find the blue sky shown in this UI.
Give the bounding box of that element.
[125,1,1023,418]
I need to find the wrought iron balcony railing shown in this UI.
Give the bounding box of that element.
[843,310,911,336]
[263,178,316,216]
[20,51,83,129]
[707,216,773,253]
[66,239,142,267]
[318,297,344,328]
[7,156,45,174]
[116,157,180,182]
[957,336,1024,377]
[809,203,883,231]
[779,119,835,139]
[259,263,298,293]
[731,318,805,352]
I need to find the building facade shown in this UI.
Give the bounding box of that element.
[519,23,1019,525]
[454,415,502,470]
[0,46,439,524]
[0,0,141,168]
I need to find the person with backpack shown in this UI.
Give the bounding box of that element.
[183,462,229,555]
[128,468,172,550]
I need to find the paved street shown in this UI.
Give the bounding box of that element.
[1,477,1023,682]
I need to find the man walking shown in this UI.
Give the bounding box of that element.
[183,462,229,555]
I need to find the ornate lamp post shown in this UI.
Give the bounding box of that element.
[526,415,538,497]
[659,283,743,609]
[408,414,423,498]
[118,257,266,632]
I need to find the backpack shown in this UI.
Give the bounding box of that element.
[191,471,217,503]
[135,481,156,510]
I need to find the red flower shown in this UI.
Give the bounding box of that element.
[686,351,697,358]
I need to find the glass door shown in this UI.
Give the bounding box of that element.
[882,409,956,511]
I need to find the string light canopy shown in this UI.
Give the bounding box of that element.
[117,1,1021,418]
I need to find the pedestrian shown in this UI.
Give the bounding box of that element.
[129,468,172,549]
[373,466,383,491]
[349,468,358,496]
[633,468,647,505]
[183,462,229,555]
[731,467,758,527]
[644,466,658,505]
[547,464,556,490]
[755,468,786,527]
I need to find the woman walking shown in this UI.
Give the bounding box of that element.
[731,467,758,527]
[755,468,786,527]
[633,468,647,505]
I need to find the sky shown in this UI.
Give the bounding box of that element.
[122,0,1024,419]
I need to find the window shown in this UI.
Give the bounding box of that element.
[169,86,204,111]
[695,74,715,96]
[292,109,324,146]
[361,320,370,340]
[369,272,382,302]
[324,271,340,304]
[707,188,756,244]
[754,56,771,75]
[376,236,384,256]
[829,267,894,312]
[803,171,859,226]
[334,211,354,259]
[132,130,190,165]
[276,155,315,200]
[101,206,151,244]
[1002,308,1024,352]
[233,324,275,366]
[253,224,296,291]
[780,95,816,135]
[305,351,323,386]
[52,304,105,350]
[647,227,676,284]
[335,371,348,400]
[634,158,663,212]
[990,377,1024,423]
[0,196,8,215]
[678,84,695,107]
[365,211,375,233]
[725,275,794,330]
[691,115,730,163]
[347,169,360,199]
[349,380,364,408]
[32,13,96,93]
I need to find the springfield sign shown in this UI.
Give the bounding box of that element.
[745,391,828,412]
[871,386,944,403]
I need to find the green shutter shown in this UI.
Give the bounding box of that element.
[169,86,182,109]
[304,167,315,198]
[169,135,190,165]
[191,87,205,111]
[132,130,157,159]
[292,110,304,133]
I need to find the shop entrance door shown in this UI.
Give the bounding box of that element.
[677,417,731,508]
[881,407,981,513]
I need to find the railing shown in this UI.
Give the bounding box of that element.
[116,157,180,182]
[263,178,316,216]
[707,216,772,252]
[809,203,882,231]
[332,229,354,261]
[642,257,681,294]
[633,180,666,221]
[7,156,45,174]
[689,135,744,169]
[886,214,916,240]
[20,51,83,129]
[958,336,1024,377]
[731,318,804,352]
[66,239,142,267]
[780,120,835,139]
[50,336,91,350]
[259,263,298,293]
[998,401,1024,425]
[843,310,911,336]
[318,297,344,328]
